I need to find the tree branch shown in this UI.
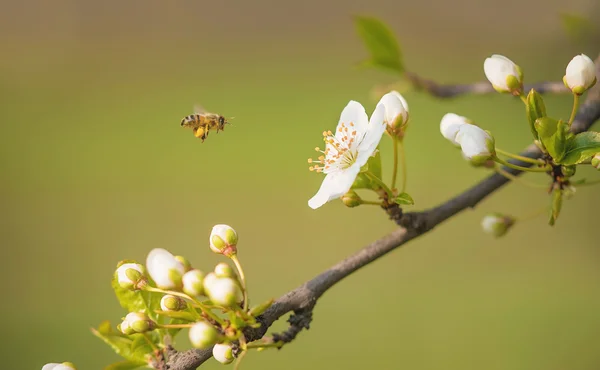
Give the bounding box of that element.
[167,56,600,370]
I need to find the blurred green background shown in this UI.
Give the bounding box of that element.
[2,0,600,369]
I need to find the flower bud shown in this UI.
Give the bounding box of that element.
[42,363,76,370]
[174,255,192,272]
[378,91,409,138]
[160,294,186,311]
[483,54,523,95]
[563,54,596,95]
[124,312,156,333]
[455,125,495,165]
[209,224,238,257]
[182,269,205,297]
[440,113,471,146]
[189,321,220,349]
[341,190,361,207]
[481,213,515,237]
[204,276,242,308]
[145,248,185,289]
[214,263,236,278]
[561,165,576,178]
[115,262,146,290]
[213,343,235,364]
[118,319,135,335]
[591,154,600,170]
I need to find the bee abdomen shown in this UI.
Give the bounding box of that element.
[181,114,200,127]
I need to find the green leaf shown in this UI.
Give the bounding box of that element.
[111,263,161,323]
[351,151,383,191]
[91,321,147,366]
[354,16,404,74]
[549,188,563,226]
[105,360,145,370]
[394,192,414,205]
[367,150,382,179]
[534,118,571,162]
[130,334,154,363]
[560,131,600,165]
[525,89,546,140]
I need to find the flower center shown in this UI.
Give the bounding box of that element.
[308,122,360,173]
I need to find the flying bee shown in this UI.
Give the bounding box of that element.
[180,105,232,143]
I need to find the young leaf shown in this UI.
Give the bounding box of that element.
[560,131,600,165]
[354,16,404,74]
[534,118,571,162]
[91,322,146,366]
[549,188,563,226]
[105,361,145,370]
[560,13,593,42]
[352,150,382,191]
[394,192,414,205]
[525,89,546,140]
[130,334,155,363]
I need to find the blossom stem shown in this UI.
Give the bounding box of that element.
[145,286,225,325]
[568,93,579,125]
[494,167,548,188]
[391,137,399,191]
[519,94,527,105]
[514,206,548,222]
[360,200,384,206]
[230,256,248,312]
[398,139,407,193]
[234,334,248,370]
[495,148,545,165]
[158,323,194,329]
[493,156,551,173]
[363,171,393,199]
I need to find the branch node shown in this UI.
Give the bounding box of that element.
[270,308,314,348]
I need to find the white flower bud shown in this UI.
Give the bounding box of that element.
[591,154,600,170]
[182,269,205,297]
[189,321,219,349]
[204,276,242,308]
[481,213,515,237]
[455,125,495,164]
[115,262,145,290]
[119,319,135,335]
[378,91,409,136]
[145,248,185,289]
[213,343,234,364]
[483,54,523,94]
[123,312,155,333]
[160,294,186,311]
[174,255,192,272]
[564,54,596,95]
[42,363,76,370]
[209,225,238,256]
[214,263,236,278]
[440,113,471,146]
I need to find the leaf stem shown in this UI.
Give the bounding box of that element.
[493,156,551,173]
[363,171,393,199]
[495,148,545,165]
[159,323,194,329]
[230,256,248,312]
[569,93,579,125]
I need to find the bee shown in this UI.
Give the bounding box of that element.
[180,105,231,143]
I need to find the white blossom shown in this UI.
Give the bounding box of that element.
[308,100,387,209]
[483,54,523,94]
[440,113,470,146]
[145,248,185,289]
[378,91,409,131]
[564,54,596,95]
[182,269,205,297]
[455,124,495,161]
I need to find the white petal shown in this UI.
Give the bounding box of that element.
[378,91,409,127]
[145,248,185,289]
[335,100,369,137]
[456,125,493,159]
[42,365,60,370]
[308,166,361,209]
[440,113,469,145]
[483,54,520,91]
[565,54,596,90]
[354,103,387,168]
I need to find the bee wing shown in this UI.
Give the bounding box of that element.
[193,104,208,115]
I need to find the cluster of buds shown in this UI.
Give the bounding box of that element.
[440,113,495,166]
[102,224,274,366]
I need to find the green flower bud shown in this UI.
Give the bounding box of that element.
[204,276,243,308]
[591,154,600,170]
[124,312,155,333]
[160,294,186,311]
[182,269,205,297]
[174,255,192,272]
[561,165,576,178]
[214,263,236,278]
[341,190,361,207]
[481,213,515,237]
[189,321,220,349]
[115,262,146,290]
[209,225,238,257]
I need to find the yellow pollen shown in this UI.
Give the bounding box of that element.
[350,122,354,126]
[352,130,357,135]
[318,155,324,160]
[308,158,313,163]
[327,130,333,135]
[315,147,320,151]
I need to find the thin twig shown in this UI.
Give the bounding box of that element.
[166,55,600,370]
